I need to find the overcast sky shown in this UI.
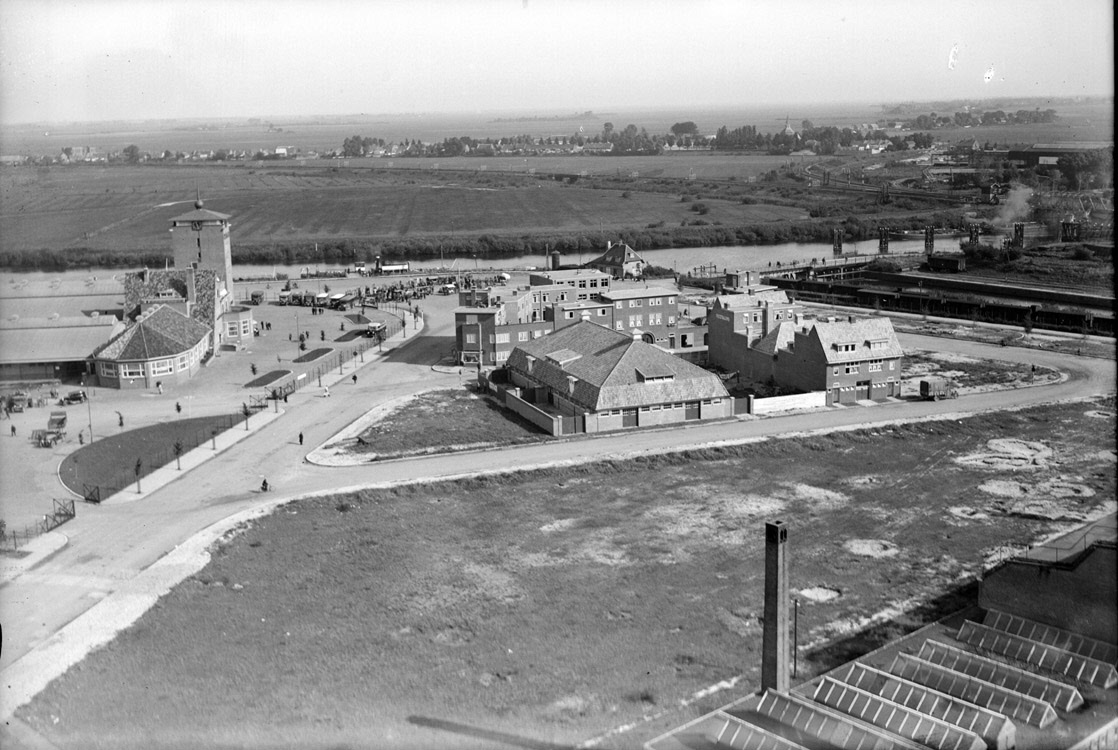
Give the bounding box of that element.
[0,0,1112,125]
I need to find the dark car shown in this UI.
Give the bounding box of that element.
[64,390,87,404]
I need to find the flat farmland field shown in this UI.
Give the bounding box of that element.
[19,401,1117,749]
[0,163,808,253]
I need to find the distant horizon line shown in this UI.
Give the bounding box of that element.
[3,94,1111,129]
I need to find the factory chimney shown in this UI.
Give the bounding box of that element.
[761,520,790,692]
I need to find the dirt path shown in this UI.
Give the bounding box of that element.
[0,330,1113,723]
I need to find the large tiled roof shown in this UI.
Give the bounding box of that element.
[507,320,728,411]
[95,304,211,362]
[807,316,903,363]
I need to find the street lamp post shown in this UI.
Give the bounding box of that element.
[85,389,94,443]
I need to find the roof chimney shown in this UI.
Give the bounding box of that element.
[566,375,578,395]
[581,311,591,322]
[632,328,642,342]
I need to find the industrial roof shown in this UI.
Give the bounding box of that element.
[507,320,728,411]
[0,277,125,300]
[0,316,122,364]
[599,286,676,300]
[94,304,211,362]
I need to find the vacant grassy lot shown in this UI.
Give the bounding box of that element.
[0,164,809,254]
[22,400,1116,749]
[348,388,548,458]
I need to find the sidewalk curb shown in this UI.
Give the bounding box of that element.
[0,531,69,584]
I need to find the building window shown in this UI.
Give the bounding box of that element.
[615,301,622,309]
[533,329,545,338]
[615,322,624,331]
[868,362,882,373]
[565,311,575,319]
[226,321,240,337]
[889,361,895,370]
[177,355,189,370]
[597,308,607,316]
[845,364,859,374]
[99,361,117,377]
[121,363,144,378]
[518,331,529,342]
[494,351,509,362]
[649,313,662,325]
[668,316,675,325]
[466,314,477,324]
[495,333,509,344]
[152,359,174,376]
[465,333,476,344]
[833,367,839,375]
[578,280,586,288]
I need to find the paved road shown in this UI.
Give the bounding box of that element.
[0,324,1113,720]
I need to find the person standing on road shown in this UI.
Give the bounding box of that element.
[299,432,304,445]
[10,425,15,437]
[351,374,357,385]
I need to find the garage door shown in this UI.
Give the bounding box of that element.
[684,401,700,420]
[622,408,638,427]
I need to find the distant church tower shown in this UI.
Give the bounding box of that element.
[170,197,233,294]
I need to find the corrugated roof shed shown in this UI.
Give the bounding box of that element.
[0,316,122,364]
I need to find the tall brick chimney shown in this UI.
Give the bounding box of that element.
[762,520,790,692]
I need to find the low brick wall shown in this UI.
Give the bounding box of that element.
[751,391,826,415]
[502,389,560,436]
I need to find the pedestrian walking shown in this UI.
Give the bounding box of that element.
[351,374,357,385]
[299,432,304,445]
[323,386,330,398]
[156,381,163,394]
[10,425,15,437]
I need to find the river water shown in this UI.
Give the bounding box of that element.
[1,238,942,286]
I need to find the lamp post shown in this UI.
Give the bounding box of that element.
[85,388,94,443]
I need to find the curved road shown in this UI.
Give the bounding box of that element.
[0,324,1113,721]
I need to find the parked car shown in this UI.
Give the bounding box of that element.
[63,390,87,404]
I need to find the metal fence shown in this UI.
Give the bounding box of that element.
[83,410,250,500]
[1,498,75,551]
[264,316,405,399]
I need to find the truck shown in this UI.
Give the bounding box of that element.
[250,291,265,305]
[920,377,958,401]
[366,322,387,339]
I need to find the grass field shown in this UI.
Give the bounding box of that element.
[348,388,549,458]
[59,414,248,495]
[21,399,1117,749]
[0,163,810,253]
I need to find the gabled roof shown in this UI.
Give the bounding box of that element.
[752,321,799,356]
[712,288,791,308]
[507,321,728,411]
[95,304,211,362]
[589,242,645,268]
[806,317,903,364]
